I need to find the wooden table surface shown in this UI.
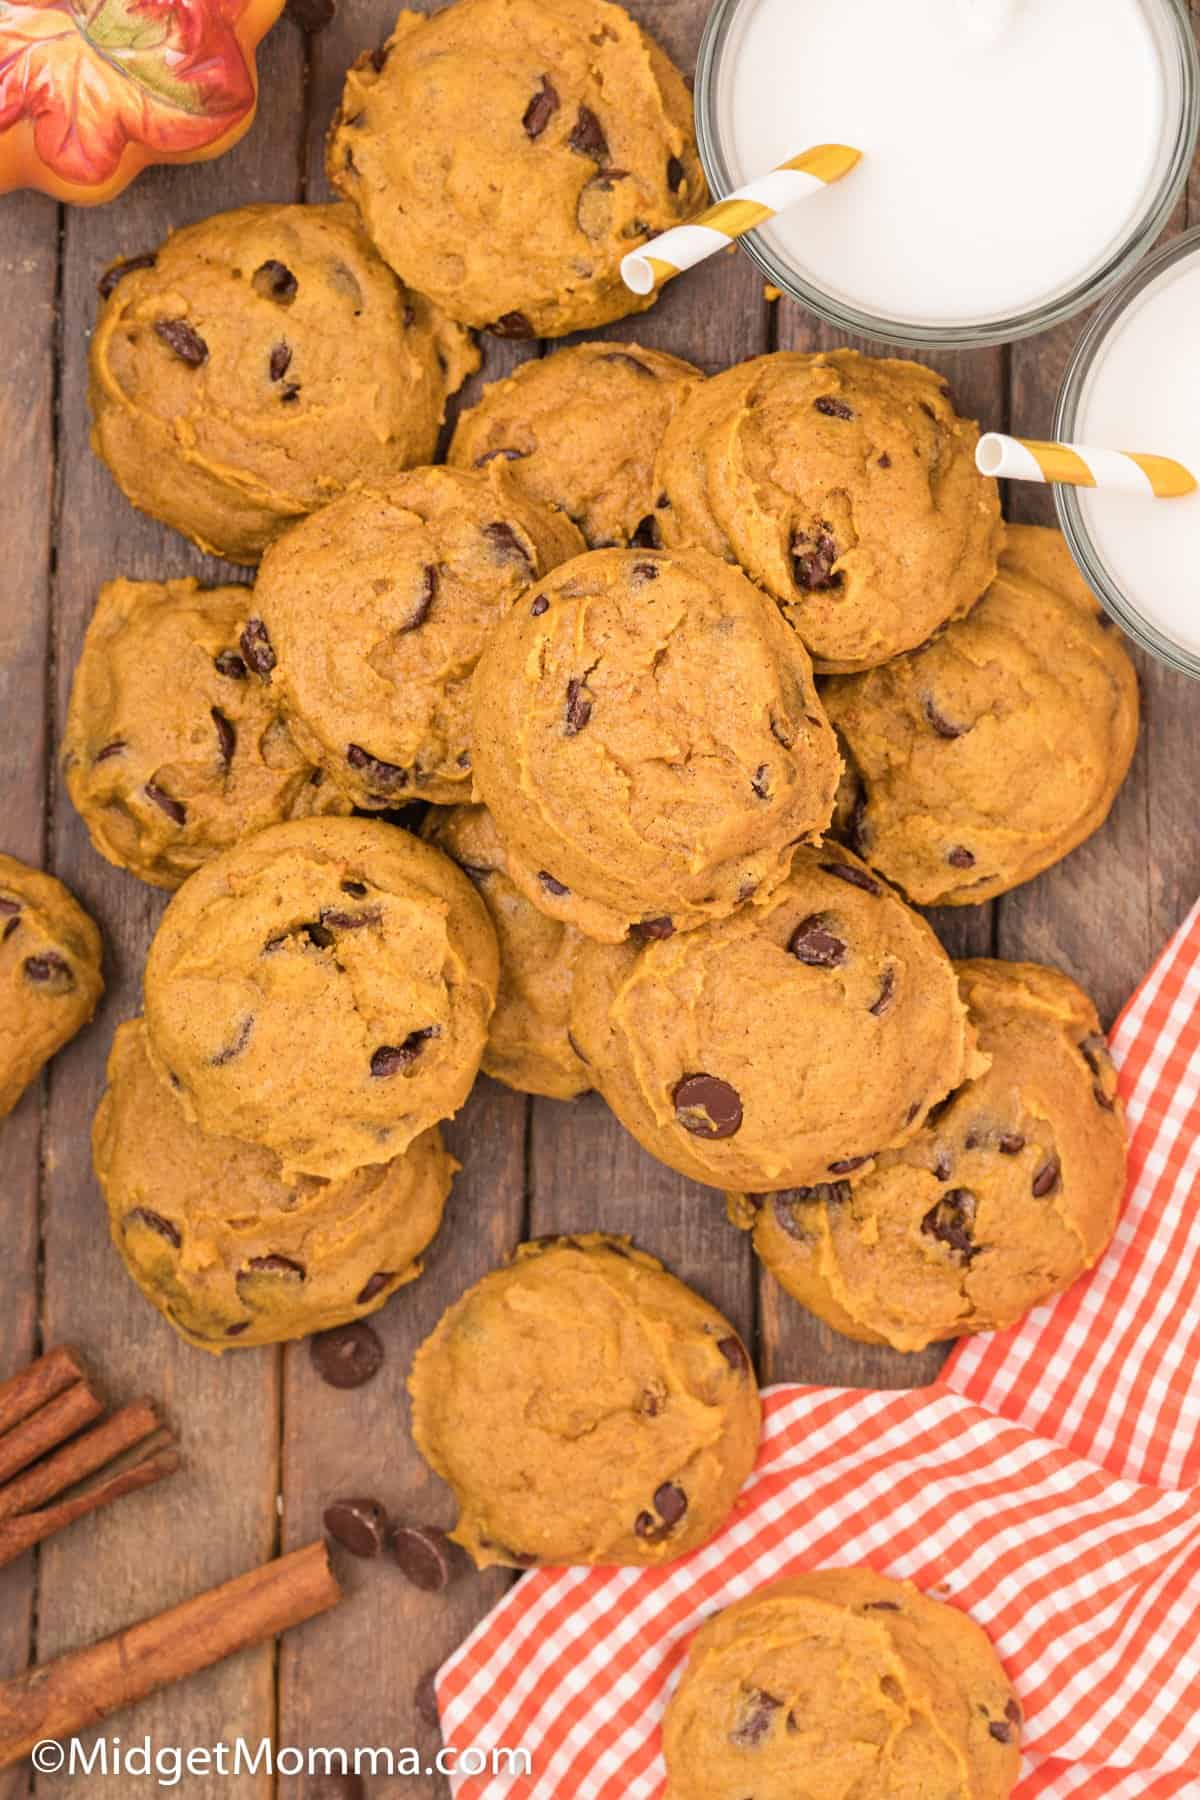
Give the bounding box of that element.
[1,2,1197,1793]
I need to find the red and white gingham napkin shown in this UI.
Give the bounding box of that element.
[434,902,1200,1798]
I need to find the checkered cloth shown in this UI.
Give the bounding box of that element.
[434,901,1200,1798]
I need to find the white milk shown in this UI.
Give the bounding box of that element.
[713,0,1175,327]
[1075,248,1200,659]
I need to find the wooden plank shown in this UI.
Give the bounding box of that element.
[0,187,59,1800]
[32,26,307,1798]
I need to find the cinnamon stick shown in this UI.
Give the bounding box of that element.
[0,1541,342,1768]
[0,1383,104,1489]
[0,1348,89,1437]
[0,1440,181,1571]
[0,1400,164,1524]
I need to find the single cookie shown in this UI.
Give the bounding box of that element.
[448,342,703,547]
[409,1235,760,1568]
[736,959,1127,1352]
[824,525,1140,906]
[95,1018,455,1352]
[662,1569,1020,1800]
[0,855,104,1118]
[570,843,983,1193]
[89,202,479,564]
[327,0,705,338]
[142,817,498,1181]
[470,547,842,943]
[423,805,588,1101]
[254,465,584,809]
[62,577,349,890]
[654,350,1005,671]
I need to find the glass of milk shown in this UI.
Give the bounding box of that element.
[696,0,1199,347]
[1055,228,1200,679]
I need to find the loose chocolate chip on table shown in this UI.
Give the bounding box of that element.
[667,154,685,192]
[922,1188,978,1261]
[145,781,187,825]
[355,1271,393,1306]
[154,318,208,367]
[717,1336,749,1373]
[814,395,854,420]
[97,251,157,298]
[93,739,126,761]
[564,678,592,735]
[821,860,881,896]
[211,707,236,767]
[482,520,533,572]
[475,446,526,467]
[539,871,569,896]
[214,650,247,679]
[788,914,847,968]
[568,105,609,162]
[998,1133,1025,1156]
[922,694,968,738]
[488,311,535,340]
[252,259,299,304]
[323,1496,389,1558]
[530,594,549,616]
[988,1720,1014,1745]
[211,1015,253,1066]
[523,74,560,139]
[124,1207,182,1249]
[370,1027,439,1078]
[347,744,408,789]
[310,1320,385,1389]
[391,1524,469,1592]
[673,1074,743,1140]
[792,527,841,591]
[730,1688,783,1747]
[415,1667,441,1731]
[869,967,896,1017]
[268,342,293,382]
[1032,1155,1062,1198]
[240,618,276,678]
[629,916,674,941]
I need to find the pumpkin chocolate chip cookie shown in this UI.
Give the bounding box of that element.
[824,525,1140,906]
[409,1234,760,1568]
[570,844,983,1193]
[63,577,348,891]
[89,203,478,564]
[253,465,584,810]
[95,1018,455,1352]
[449,342,703,548]
[327,0,705,338]
[654,350,1005,671]
[0,854,104,1118]
[663,1568,1021,1800]
[142,817,498,1181]
[735,958,1127,1352]
[423,804,589,1101]
[470,546,842,943]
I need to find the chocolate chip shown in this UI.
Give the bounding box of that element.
[631,514,662,549]
[863,1600,901,1611]
[1094,1083,1116,1112]
[370,1028,438,1078]
[1,917,18,943]
[921,1188,978,1261]
[947,845,976,869]
[751,764,770,799]
[1079,1034,1110,1076]
[730,1689,782,1747]
[483,520,533,573]
[869,967,896,1017]
[279,383,301,404]
[673,1074,743,1140]
[145,781,186,824]
[988,1720,1014,1745]
[93,739,126,762]
[124,1208,181,1249]
[538,871,569,896]
[828,1155,872,1174]
[654,1482,687,1526]
[211,707,236,767]
[1006,1699,1022,1725]
[792,527,842,592]
[310,1320,384,1389]
[369,42,387,71]
[568,105,608,162]
[789,915,847,968]
[489,311,535,340]
[268,342,292,382]
[922,695,968,739]
[821,860,881,896]
[252,259,298,304]
[530,594,549,616]
[415,1668,441,1731]
[771,1184,850,1239]
[1032,1155,1061,1198]
[878,452,892,469]
[355,1271,393,1305]
[0,897,19,918]
[564,678,592,735]
[667,154,685,192]
[214,650,247,679]
[341,879,368,897]
[475,446,527,468]
[815,395,853,420]
[98,251,156,298]
[226,1322,250,1338]
[391,1525,469,1592]
[400,565,437,633]
[998,1133,1025,1156]
[302,922,335,949]
[717,1336,749,1373]
[211,1015,253,1065]
[347,744,408,790]
[933,1151,954,1181]
[154,318,208,366]
[243,1253,305,1280]
[240,618,276,679]
[770,714,794,749]
[323,1497,388,1558]
[319,906,382,931]
[630,917,674,941]
[523,74,559,138]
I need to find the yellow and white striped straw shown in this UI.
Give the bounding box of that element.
[620,144,862,298]
[976,433,1197,500]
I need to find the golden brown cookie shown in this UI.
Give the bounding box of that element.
[327,0,705,338]
[95,1018,455,1352]
[409,1234,760,1568]
[570,844,983,1193]
[449,342,703,547]
[470,546,842,943]
[89,202,478,564]
[142,817,498,1181]
[62,577,349,890]
[654,350,1005,672]
[253,465,584,809]
[824,525,1140,906]
[0,854,104,1118]
[736,959,1127,1352]
[662,1569,1021,1800]
[423,805,588,1101]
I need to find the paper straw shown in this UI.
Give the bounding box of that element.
[620,145,862,297]
[976,433,1197,500]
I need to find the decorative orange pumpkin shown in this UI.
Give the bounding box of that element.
[0,0,285,204]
